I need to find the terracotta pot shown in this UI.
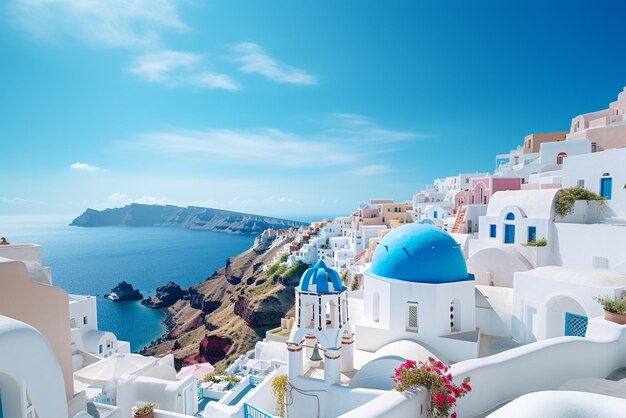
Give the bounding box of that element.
[134,411,154,418]
[604,310,626,325]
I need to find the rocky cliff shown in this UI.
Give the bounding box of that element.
[70,203,306,235]
[140,238,307,369]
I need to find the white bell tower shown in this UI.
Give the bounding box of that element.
[287,260,354,385]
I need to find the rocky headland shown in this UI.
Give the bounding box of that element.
[140,236,308,369]
[70,203,306,235]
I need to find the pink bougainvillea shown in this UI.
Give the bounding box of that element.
[391,357,471,418]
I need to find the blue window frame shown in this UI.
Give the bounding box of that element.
[99,344,103,354]
[433,210,438,219]
[528,226,536,242]
[489,224,497,238]
[564,312,588,337]
[505,212,515,220]
[504,224,515,244]
[600,177,612,200]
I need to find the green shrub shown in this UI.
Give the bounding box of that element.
[524,238,547,247]
[555,186,605,218]
[285,260,308,278]
[267,262,280,276]
[594,295,626,314]
[279,254,289,263]
[351,276,360,291]
[340,271,349,284]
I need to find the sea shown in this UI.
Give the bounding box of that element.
[0,215,258,352]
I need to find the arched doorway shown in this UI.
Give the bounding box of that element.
[556,152,567,166]
[504,212,516,244]
[545,295,587,339]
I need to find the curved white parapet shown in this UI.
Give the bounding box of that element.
[338,387,429,418]
[0,315,69,418]
[451,317,626,417]
[487,391,626,418]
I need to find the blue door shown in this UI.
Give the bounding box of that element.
[564,312,588,337]
[600,177,612,200]
[433,210,438,219]
[528,226,536,242]
[504,224,515,244]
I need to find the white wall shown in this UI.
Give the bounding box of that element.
[356,274,477,361]
[512,269,624,343]
[451,318,626,418]
[0,316,69,418]
[554,223,626,269]
[561,147,626,218]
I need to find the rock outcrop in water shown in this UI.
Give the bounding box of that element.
[70,203,306,235]
[105,281,143,302]
[141,281,198,309]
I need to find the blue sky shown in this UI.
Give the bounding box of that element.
[1,0,625,219]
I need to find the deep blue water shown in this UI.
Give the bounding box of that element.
[0,216,256,351]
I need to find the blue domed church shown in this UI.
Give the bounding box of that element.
[355,223,477,361]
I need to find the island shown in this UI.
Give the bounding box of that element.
[70,203,306,235]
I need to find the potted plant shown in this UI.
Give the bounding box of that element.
[392,358,471,418]
[134,403,155,418]
[594,295,626,325]
[271,374,288,417]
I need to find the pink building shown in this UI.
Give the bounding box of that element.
[455,177,522,207]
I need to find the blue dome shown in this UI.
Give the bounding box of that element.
[371,223,472,284]
[298,260,345,294]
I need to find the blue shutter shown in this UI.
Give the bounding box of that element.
[564,312,588,337]
[489,224,497,238]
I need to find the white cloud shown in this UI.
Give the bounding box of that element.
[135,195,176,205]
[233,42,317,85]
[10,0,187,48]
[107,192,129,205]
[130,50,241,91]
[349,165,392,176]
[70,162,101,171]
[129,128,359,168]
[328,113,421,142]
[122,114,423,169]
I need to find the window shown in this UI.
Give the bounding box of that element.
[433,210,438,219]
[83,316,89,325]
[479,188,484,204]
[556,152,567,165]
[591,143,597,153]
[98,344,103,354]
[505,212,515,221]
[489,224,497,238]
[600,175,613,200]
[577,179,585,188]
[406,302,419,332]
[528,226,537,242]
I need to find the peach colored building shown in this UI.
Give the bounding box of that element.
[523,132,567,154]
[567,86,626,150]
[379,202,413,228]
[0,247,76,404]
